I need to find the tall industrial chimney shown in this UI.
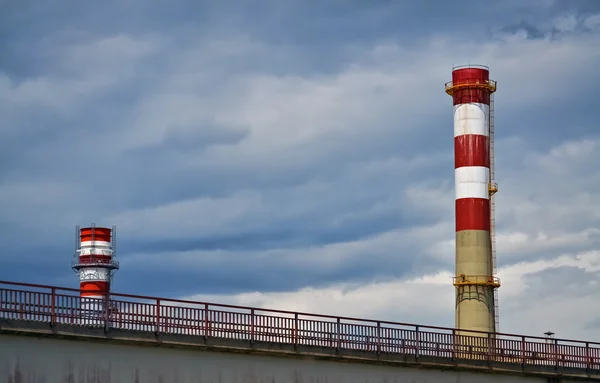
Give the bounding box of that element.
[445,65,500,337]
[72,224,119,324]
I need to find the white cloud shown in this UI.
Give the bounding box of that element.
[184,269,455,327]
[553,14,579,32]
[0,34,161,140]
[183,249,600,341]
[584,13,600,30]
[493,138,600,262]
[58,34,159,76]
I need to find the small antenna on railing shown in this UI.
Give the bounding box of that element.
[112,225,117,258]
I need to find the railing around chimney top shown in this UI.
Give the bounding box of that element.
[0,280,598,372]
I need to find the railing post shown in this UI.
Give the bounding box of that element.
[451,329,456,361]
[521,336,526,370]
[553,338,559,372]
[487,331,492,365]
[103,293,110,333]
[155,299,161,334]
[50,288,56,326]
[415,325,420,360]
[336,317,341,352]
[71,296,76,325]
[376,321,381,355]
[250,308,255,344]
[586,342,590,374]
[204,303,209,339]
[294,313,298,348]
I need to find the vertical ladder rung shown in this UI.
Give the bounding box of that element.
[489,92,499,332]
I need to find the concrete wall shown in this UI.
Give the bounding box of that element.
[1,334,551,383]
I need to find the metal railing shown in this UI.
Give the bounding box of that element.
[444,79,497,95]
[1,280,599,372]
[452,275,501,288]
[452,64,490,71]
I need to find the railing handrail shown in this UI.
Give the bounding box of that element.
[1,279,598,347]
[452,64,490,71]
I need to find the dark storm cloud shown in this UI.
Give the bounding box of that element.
[585,317,600,330]
[501,21,547,40]
[551,0,600,15]
[0,0,599,303]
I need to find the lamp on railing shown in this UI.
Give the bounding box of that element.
[544,331,556,362]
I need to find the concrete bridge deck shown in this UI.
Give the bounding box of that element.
[1,280,599,382]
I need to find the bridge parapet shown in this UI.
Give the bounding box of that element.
[1,280,599,380]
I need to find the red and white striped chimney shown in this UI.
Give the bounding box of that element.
[72,224,119,323]
[445,65,500,336]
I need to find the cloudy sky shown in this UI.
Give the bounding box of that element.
[1,0,600,342]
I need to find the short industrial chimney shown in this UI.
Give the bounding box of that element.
[72,224,119,324]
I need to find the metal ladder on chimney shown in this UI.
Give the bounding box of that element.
[489,93,500,333]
